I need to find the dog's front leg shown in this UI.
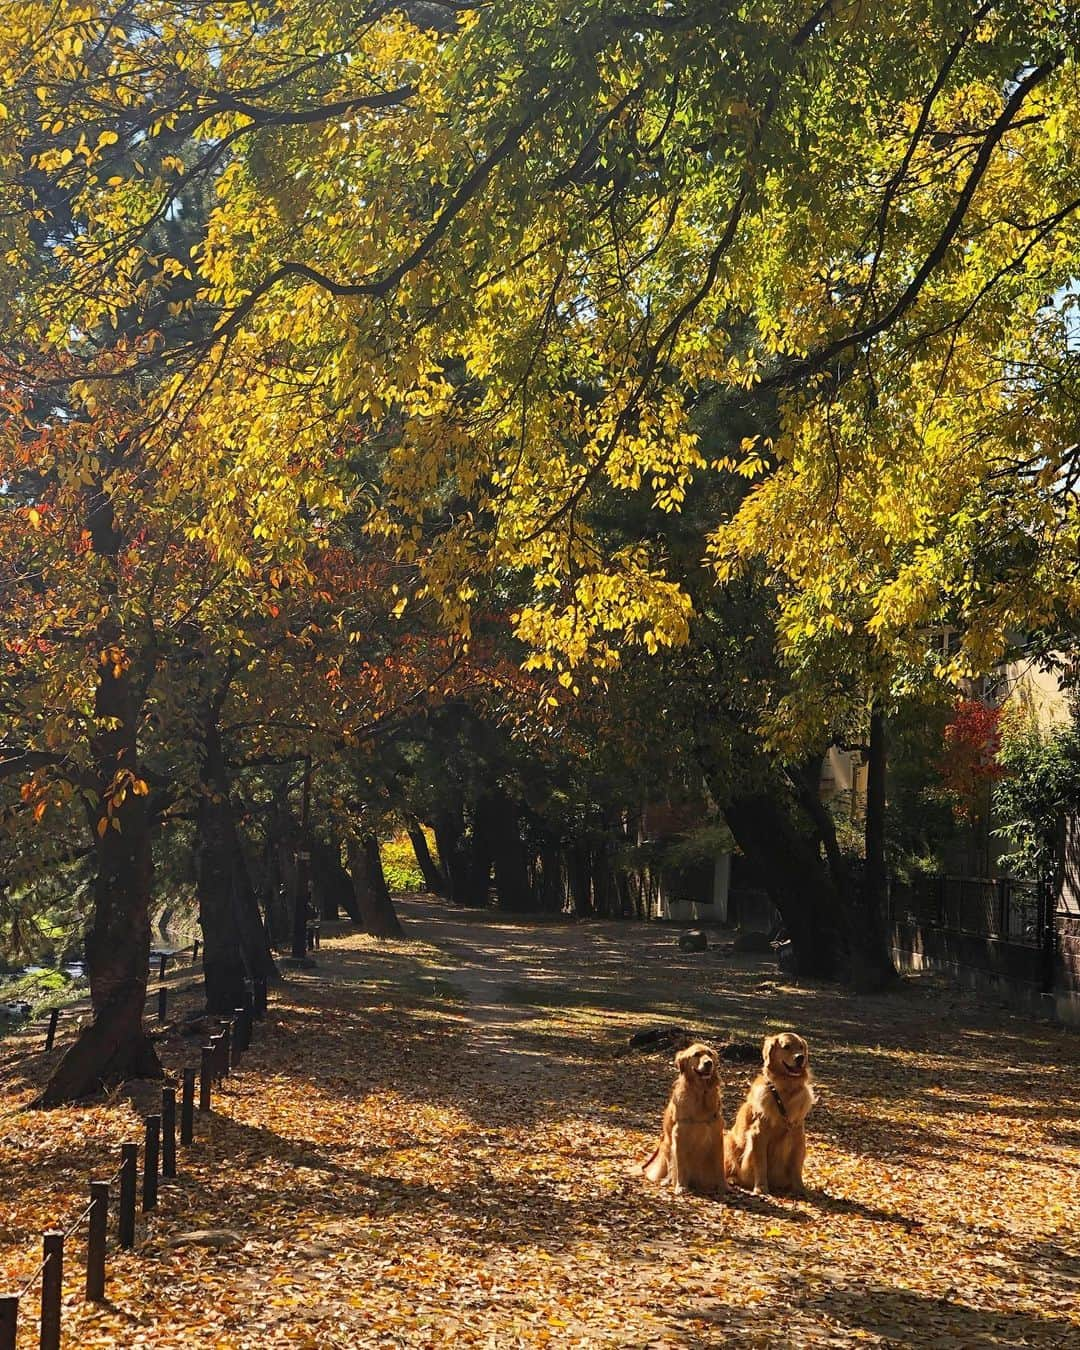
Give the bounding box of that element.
[747,1126,770,1196]
[670,1124,685,1195]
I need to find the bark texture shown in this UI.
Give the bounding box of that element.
[347,835,406,938]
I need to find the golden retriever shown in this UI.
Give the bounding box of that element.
[724,1031,815,1197]
[642,1041,726,1194]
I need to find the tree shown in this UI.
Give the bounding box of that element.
[6,1,1080,1092]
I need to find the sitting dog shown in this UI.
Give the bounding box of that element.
[724,1031,815,1197]
[642,1041,726,1194]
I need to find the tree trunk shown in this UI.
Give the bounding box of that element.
[40,489,160,1104]
[568,842,593,917]
[592,842,618,918]
[407,818,446,895]
[261,830,292,948]
[264,799,300,946]
[468,794,496,906]
[490,794,535,912]
[538,844,564,913]
[347,835,405,938]
[196,714,279,1012]
[723,792,844,980]
[433,808,471,905]
[196,789,247,1013]
[309,834,362,922]
[859,707,899,990]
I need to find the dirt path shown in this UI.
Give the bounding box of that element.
[2,898,1079,1347]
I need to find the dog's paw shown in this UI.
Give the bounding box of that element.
[673,1183,686,1196]
[751,1185,769,1197]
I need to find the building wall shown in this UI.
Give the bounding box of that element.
[998,659,1072,728]
[654,855,730,923]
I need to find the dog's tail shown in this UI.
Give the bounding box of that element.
[641,1145,667,1182]
[722,1131,738,1182]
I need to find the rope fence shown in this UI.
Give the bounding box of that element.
[1,972,268,1350]
[37,942,204,1054]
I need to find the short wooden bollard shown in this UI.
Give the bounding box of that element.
[181,1067,196,1143]
[199,1045,213,1111]
[118,1143,137,1248]
[252,976,267,1019]
[158,952,167,982]
[142,1115,160,1213]
[0,1294,18,1350]
[209,1032,225,1082]
[86,1180,109,1302]
[44,1007,60,1052]
[40,1230,63,1350]
[232,1008,247,1058]
[161,1086,177,1178]
[157,985,168,1021]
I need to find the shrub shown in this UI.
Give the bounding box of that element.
[380,832,427,893]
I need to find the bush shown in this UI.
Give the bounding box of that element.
[381,832,427,893]
[0,967,87,1032]
[993,709,1080,878]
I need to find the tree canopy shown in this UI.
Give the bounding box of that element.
[4,0,1080,1096]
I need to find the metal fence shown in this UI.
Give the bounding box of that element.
[889,873,1044,946]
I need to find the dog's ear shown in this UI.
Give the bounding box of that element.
[674,1045,694,1073]
[762,1035,776,1065]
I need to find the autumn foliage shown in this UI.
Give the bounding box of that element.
[938,700,1007,821]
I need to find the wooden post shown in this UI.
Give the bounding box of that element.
[158,952,167,983]
[233,1008,248,1057]
[181,1067,196,1143]
[0,1294,18,1350]
[40,1230,63,1350]
[44,1007,60,1052]
[199,1046,213,1111]
[118,1143,137,1249]
[161,1086,177,1178]
[157,985,167,1022]
[221,1022,232,1076]
[142,1115,160,1212]
[86,1181,109,1302]
[209,1033,224,1083]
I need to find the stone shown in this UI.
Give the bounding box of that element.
[164,1229,245,1250]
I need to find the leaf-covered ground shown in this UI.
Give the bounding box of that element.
[2,897,1078,1347]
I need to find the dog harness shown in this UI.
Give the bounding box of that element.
[766,1081,791,1123]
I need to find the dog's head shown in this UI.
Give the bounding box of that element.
[675,1041,719,1083]
[763,1031,810,1079]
